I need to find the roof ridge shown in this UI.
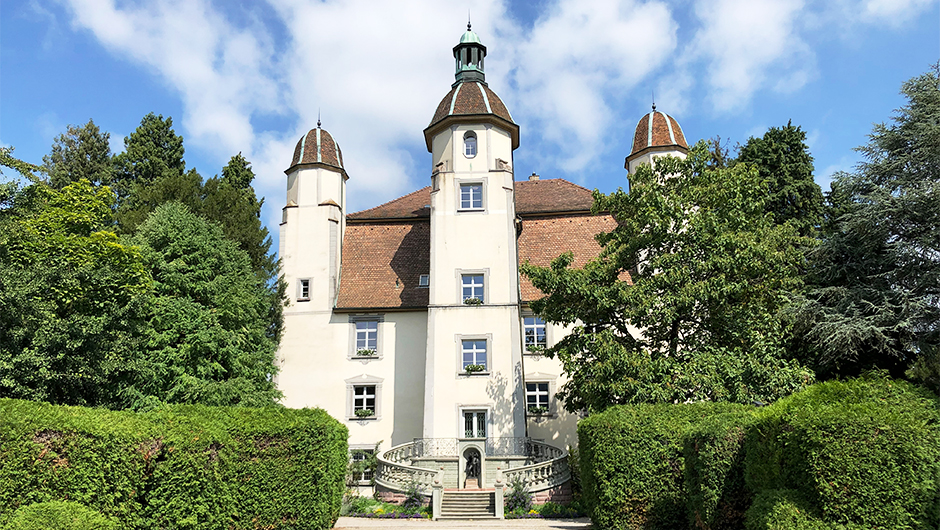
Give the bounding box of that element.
[349,186,431,216]
[518,177,594,193]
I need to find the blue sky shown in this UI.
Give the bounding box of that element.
[2,0,938,253]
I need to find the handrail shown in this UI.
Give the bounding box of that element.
[500,440,570,493]
[375,441,442,494]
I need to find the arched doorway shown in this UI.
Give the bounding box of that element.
[462,447,483,489]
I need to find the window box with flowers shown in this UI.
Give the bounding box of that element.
[527,405,549,415]
[464,364,486,374]
[356,349,376,357]
[354,409,375,418]
[463,297,483,306]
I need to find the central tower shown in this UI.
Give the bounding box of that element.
[421,25,524,449]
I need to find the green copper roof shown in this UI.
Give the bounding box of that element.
[459,29,481,44]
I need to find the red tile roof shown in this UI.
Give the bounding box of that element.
[430,81,514,126]
[288,127,344,172]
[629,110,688,160]
[337,178,621,309]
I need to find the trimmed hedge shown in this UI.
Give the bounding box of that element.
[745,375,940,530]
[0,399,348,529]
[744,490,865,530]
[684,409,758,530]
[579,402,753,530]
[1,501,117,530]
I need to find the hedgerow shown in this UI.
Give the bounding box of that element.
[0,399,347,530]
[579,402,753,530]
[745,374,940,530]
[0,501,118,530]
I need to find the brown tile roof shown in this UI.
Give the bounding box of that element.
[348,178,594,220]
[288,127,344,172]
[629,110,688,159]
[517,214,622,302]
[338,178,625,308]
[336,221,430,309]
[430,81,514,126]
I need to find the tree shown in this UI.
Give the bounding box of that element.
[793,67,940,391]
[522,142,814,412]
[126,202,280,408]
[0,180,151,407]
[42,119,115,189]
[736,121,824,235]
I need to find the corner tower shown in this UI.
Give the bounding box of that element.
[421,25,525,446]
[625,105,689,175]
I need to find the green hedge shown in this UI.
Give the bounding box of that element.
[684,409,758,530]
[579,402,753,530]
[1,501,118,530]
[745,375,940,530]
[0,399,348,529]
[744,490,866,530]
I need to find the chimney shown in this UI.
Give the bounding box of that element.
[528,172,540,181]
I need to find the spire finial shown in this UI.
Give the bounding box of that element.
[651,90,656,112]
[317,109,321,128]
[467,10,471,31]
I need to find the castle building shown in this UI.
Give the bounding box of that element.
[275,25,688,505]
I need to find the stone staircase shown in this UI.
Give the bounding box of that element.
[439,491,495,519]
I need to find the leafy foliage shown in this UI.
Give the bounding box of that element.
[523,142,814,412]
[126,203,280,408]
[0,398,349,530]
[0,180,151,407]
[43,120,115,189]
[1,501,118,530]
[578,402,753,530]
[505,477,533,514]
[792,67,940,388]
[736,122,824,235]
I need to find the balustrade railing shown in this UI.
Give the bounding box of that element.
[375,441,441,494]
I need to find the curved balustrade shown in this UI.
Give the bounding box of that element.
[501,452,571,493]
[375,441,441,494]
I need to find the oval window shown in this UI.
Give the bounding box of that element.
[464,131,477,158]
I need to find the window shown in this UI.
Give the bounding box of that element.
[418,274,430,287]
[353,385,376,414]
[459,183,483,210]
[462,340,487,371]
[526,382,550,414]
[350,448,375,484]
[463,411,486,438]
[356,321,378,351]
[298,278,310,301]
[524,317,547,350]
[462,274,484,303]
[463,131,477,158]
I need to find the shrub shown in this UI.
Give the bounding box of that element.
[684,409,758,530]
[744,374,940,530]
[745,489,867,530]
[579,402,753,530]
[1,501,117,530]
[0,399,348,530]
[505,478,533,514]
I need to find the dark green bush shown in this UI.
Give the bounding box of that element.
[0,399,348,530]
[744,489,865,530]
[684,409,758,530]
[744,374,940,530]
[579,402,753,530]
[1,501,118,530]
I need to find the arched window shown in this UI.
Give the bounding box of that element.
[464,131,477,158]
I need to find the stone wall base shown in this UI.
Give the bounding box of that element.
[374,484,430,507]
[531,482,573,505]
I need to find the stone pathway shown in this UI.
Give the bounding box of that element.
[334,517,593,529]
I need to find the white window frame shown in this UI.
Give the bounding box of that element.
[348,315,384,360]
[463,131,477,158]
[297,278,311,301]
[462,409,487,439]
[523,315,549,353]
[456,269,489,305]
[461,274,485,303]
[349,445,376,485]
[457,179,485,212]
[345,375,383,420]
[526,381,551,414]
[524,373,557,417]
[456,333,492,376]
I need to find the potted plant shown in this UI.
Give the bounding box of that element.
[356,348,376,357]
[463,297,483,306]
[464,364,486,374]
[354,409,375,418]
[527,406,549,415]
[525,344,545,354]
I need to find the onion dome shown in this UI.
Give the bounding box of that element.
[285,120,347,178]
[625,105,689,168]
[424,24,519,151]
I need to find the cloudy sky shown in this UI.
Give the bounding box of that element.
[2,0,938,249]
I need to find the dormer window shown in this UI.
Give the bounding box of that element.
[463,131,477,158]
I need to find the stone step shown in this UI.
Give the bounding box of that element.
[440,491,495,519]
